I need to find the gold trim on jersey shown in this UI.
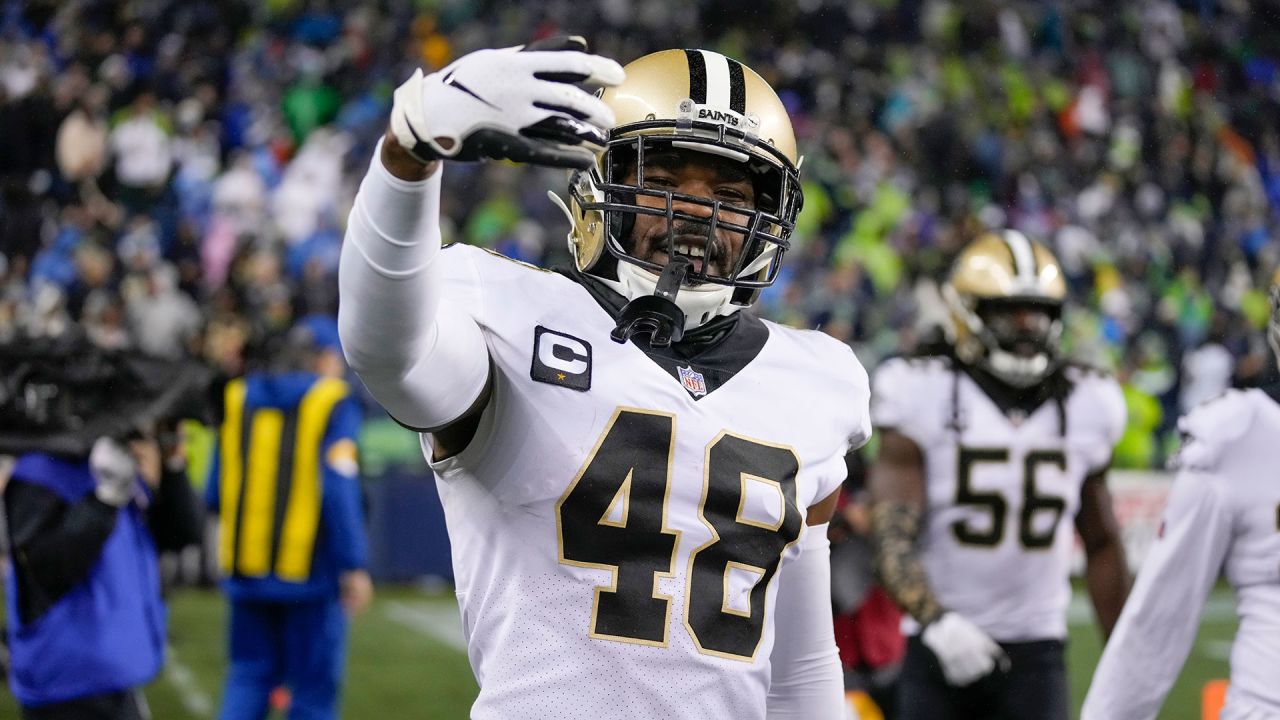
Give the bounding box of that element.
[1018,449,1069,554]
[950,446,1009,554]
[684,429,804,663]
[735,473,785,531]
[949,445,1071,554]
[477,246,555,273]
[598,469,633,528]
[555,407,681,649]
[720,561,766,618]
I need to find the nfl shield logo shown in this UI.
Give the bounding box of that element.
[678,365,707,397]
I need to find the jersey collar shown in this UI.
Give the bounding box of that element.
[560,266,770,399]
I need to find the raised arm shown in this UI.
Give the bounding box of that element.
[338,134,491,456]
[338,38,623,458]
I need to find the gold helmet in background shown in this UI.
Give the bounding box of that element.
[563,48,803,328]
[943,230,1068,387]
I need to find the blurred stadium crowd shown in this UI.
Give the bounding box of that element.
[2,0,1279,468]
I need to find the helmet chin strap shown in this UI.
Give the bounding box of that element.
[610,257,692,347]
[611,261,739,329]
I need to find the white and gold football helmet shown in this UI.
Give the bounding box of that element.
[943,230,1068,388]
[562,48,803,333]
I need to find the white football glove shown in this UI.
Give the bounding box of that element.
[89,436,138,507]
[390,35,625,170]
[921,612,1010,686]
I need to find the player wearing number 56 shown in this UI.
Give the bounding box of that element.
[868,231,1131,720]
[338,37,870,719]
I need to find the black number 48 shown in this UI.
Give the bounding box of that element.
[556,408,804,661]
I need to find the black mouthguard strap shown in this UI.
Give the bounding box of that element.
[610,257,691,347]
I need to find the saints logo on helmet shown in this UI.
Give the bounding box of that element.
[561,49,803,330]
[943,230,1067,388]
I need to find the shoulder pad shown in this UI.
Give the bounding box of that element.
[874,354,952,382]
[904,354,953,371]
[804,332,870,397]
[446,242,558,278]
[871,355,951,434]
[781,330,871,449]
[1063,361,1112,383]
[1062,371,1126,468]
[874,354,954,386]
[1172,389,1258,471]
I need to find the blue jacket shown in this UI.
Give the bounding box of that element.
[206,372,367,602]
[5,454,165,706]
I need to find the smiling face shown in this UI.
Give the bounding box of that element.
[620,148,757,281]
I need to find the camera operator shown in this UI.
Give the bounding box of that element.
[1,336,207,719]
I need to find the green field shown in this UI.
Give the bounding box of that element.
[0,585,1236,719]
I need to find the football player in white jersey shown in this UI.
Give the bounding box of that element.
[1081,285,1280,719]
[867,231,1131,720]
[337,37,871,720]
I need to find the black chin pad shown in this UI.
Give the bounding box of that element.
[611,294,686,347]
[611,257,691,347]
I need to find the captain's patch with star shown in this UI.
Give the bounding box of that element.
[530,325,592,391]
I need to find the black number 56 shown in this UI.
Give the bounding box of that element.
[953,448,1067,550]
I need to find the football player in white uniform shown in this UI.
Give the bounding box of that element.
[337,37,871,719]
[867,231,1131,720]
[1081,286,1280,720]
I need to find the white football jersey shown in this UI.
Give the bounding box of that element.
[871,356,1125,641]
[421,245,871,720]
[1083,388,1280,720]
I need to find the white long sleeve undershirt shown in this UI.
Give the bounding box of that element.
[1081,468,1230,720]
[337,140,490,430]
[766,523,849,720]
